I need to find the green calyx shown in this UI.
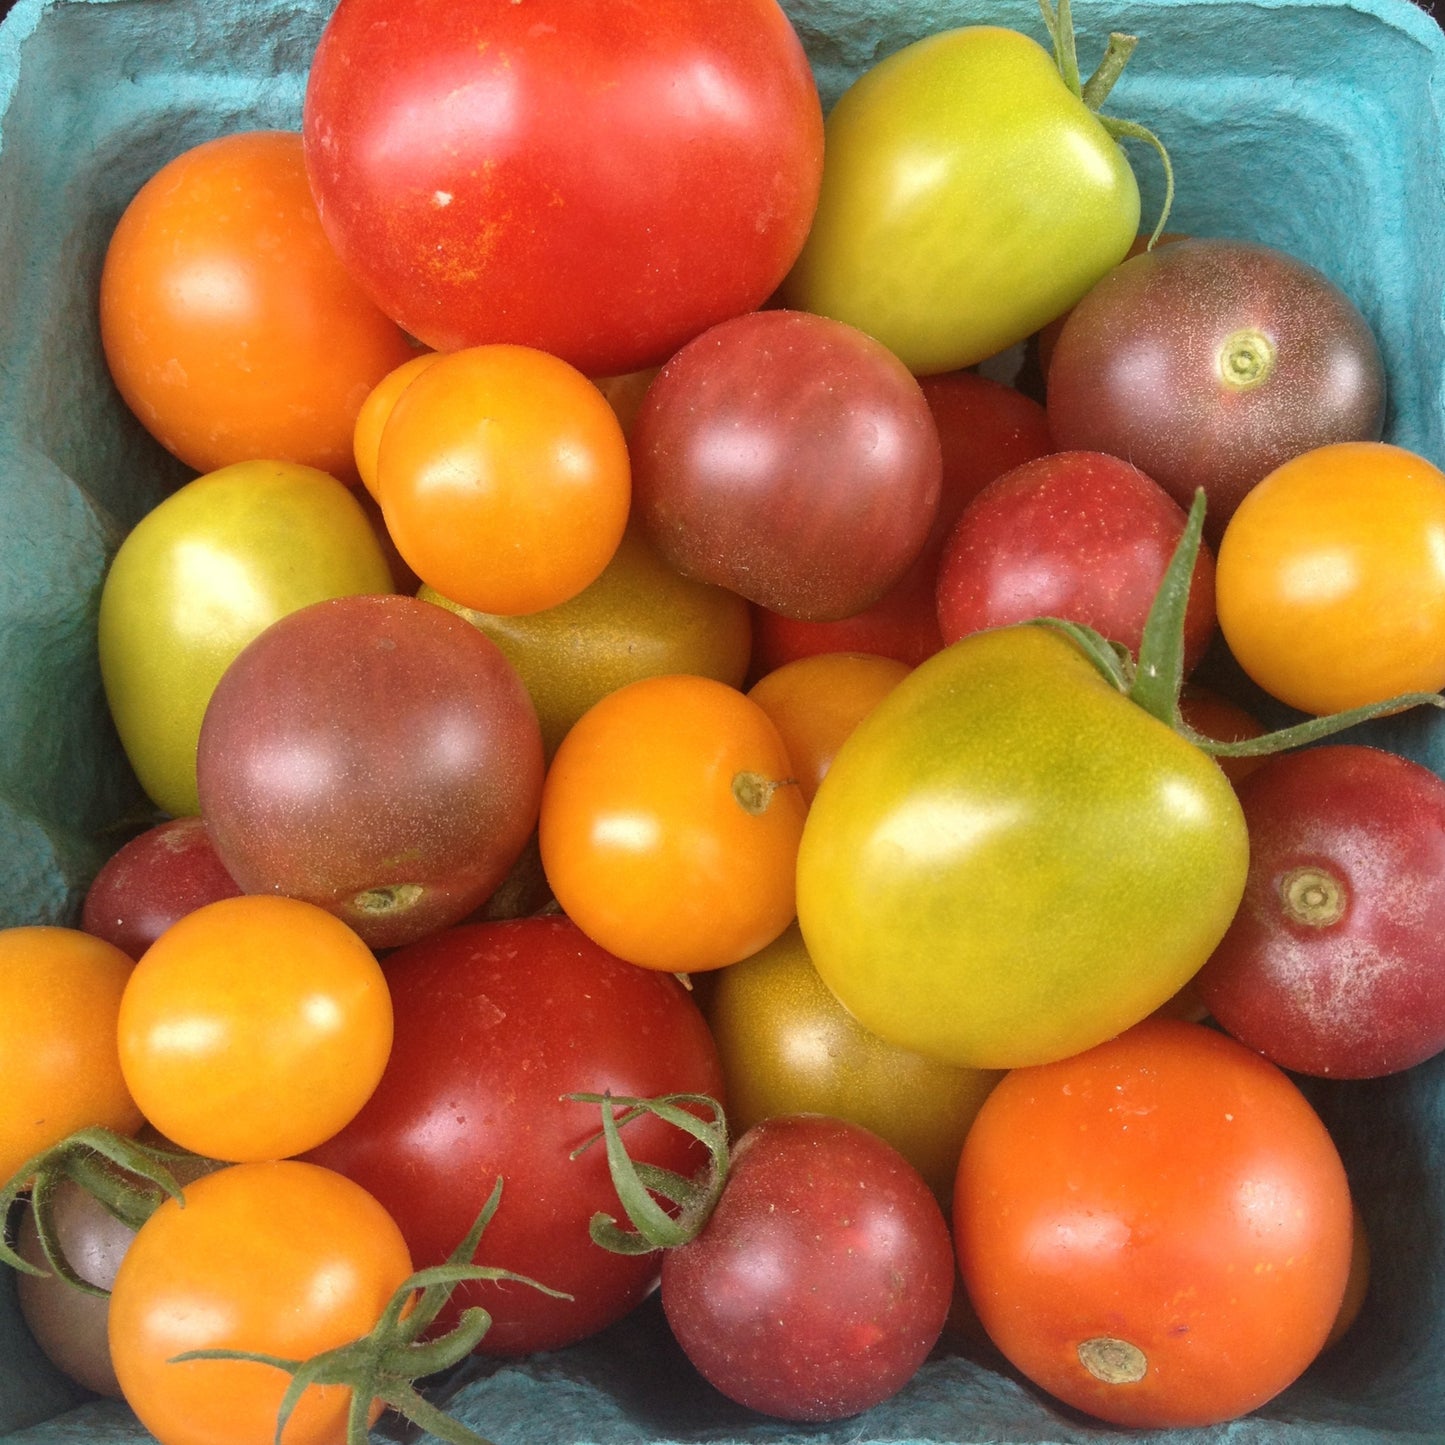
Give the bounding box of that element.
[175,1178,571,1445]
[566,1091,730,1256]
[1038,0,1176,245]
[0,1127,214,1296]
[1035,488,1445,757]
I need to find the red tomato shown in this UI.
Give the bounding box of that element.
[954,1017,1354,1429]
[305,916,725,1356]
[302,0,824,375]
[100,131,417,482]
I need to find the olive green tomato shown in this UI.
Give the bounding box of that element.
[421,524,752,757]
[795,625,1247,1071]
[781,26,1139,374]
[98,461,394,817]
[704,923,1000,1203]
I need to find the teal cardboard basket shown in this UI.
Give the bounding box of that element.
[2,0,1445,1441]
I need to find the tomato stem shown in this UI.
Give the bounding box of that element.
[566,1091,730,1254]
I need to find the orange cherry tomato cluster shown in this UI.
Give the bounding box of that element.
[8,1,1445,1443]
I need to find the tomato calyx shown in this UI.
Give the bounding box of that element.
[731,770,797,816]
[1035,487,1445,758]
[1038,0,1175,245]
[175,1177,571,1445]
[566,1091,730,1255]
[0,1127,213,1295]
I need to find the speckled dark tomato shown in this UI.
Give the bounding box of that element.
[1195,744,1445,1078]
[660,1114,954,1421]
[1045,238,1386,539]
[81,818,241,960]
[196,594,544,950]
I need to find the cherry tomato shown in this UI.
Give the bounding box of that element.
[746,652,910,805]
[1215,441,1445,714]
[539,674,806,972]
[0,927,142,1183]
[97,460,394,818]
[375,345,631,615]
[954,1018,1355,1429]
[108,1160,413,1445]
[302,0,824,374]
[352,351,440,498]
[306,916,725,1356]
[660,1114,955,1420]
[117,895,393,1162]
[99,130,417,482]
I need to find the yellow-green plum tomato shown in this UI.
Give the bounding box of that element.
[422,525,751,757]
[98,461,394,817]
[781,26,1140,374]
[796,625,1248,1070]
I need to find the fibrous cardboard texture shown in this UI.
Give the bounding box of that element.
[1,0,1444,1441]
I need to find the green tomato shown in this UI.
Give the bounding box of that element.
[704,922,1000,1203]
[781,24,1141,373]
[98,461,394,817]
[422,525,752,758]
[795,624,1248,1070]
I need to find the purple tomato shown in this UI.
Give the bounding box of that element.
[660,1114,955,1420]
[631,309,942,622]
[196,594,544,950]
[1194,744,1445,1078]
[1045,238,1386,539]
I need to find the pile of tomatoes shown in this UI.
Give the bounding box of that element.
[6,0,1445,1442]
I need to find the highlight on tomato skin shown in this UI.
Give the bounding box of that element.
[953,1017,1356,1430]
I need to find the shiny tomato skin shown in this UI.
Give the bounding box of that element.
[100,130,417,482]
[1215,441,1445,714]
[108,1160,413,1445]
[302,0,824,375]
[954,1018,1354,1429]
[661,1114,955,1421]
[306,916,725,1356]
[750,371,1053,672]
[1195,744,1445,1079]
[797,625,1248,1069]
[935,450,1217,673]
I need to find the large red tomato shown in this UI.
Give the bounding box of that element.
[301,0,825,376]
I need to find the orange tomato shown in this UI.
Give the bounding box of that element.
[538,674,805,971]
[352,351,441,497]
[0,927,142,1181]
[117,896,393,1162]
[1216,441,1445,714]
[99,130,417,482]
[954,1017,1354,1429]
[1177,682,1267,787]
[376,344,631,614]
[747,651,910,804]
[108,1160,412,1445]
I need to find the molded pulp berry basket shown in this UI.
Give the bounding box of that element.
[2,0,1444,1441]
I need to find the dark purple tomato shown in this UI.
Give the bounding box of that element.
[1045,238,1386,539]
[748,370,1054,673]
[305,916,725,1356]
[935,450,1217,673]
[660,1114,954,1421]
[81,818,242,960]
[631,309,942,622]
[196,594,544,950]
[1194,744,1445,1078]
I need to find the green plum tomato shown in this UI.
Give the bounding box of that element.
[97,461,394,817]
[781,21,1145,373]
[795,625,1248,1070]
